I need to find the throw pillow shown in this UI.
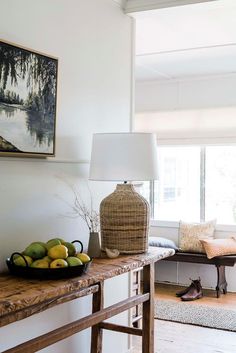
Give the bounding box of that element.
[179,220,216,253]
[201,237,236,259]
[149,236,178,250]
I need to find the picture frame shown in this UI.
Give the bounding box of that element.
[0,39,58,157]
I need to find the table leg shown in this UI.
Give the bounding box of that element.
[142,263,154,353]
[91,282,104,353]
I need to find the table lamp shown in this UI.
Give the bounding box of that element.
[89,133,158,254]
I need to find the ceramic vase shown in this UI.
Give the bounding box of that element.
[87,232,101,258]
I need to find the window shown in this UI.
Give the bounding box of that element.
[154,146,200,222]
[141,145,236,225]
[205,146,236,225]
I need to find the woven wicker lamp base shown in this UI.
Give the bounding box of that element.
[100,184,150,254]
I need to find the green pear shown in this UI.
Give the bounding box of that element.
[46,239,61,251]
[13,255,33,267]
[31,259,49,268]
[48,237,65,244]
[30,241,47,250]
[42,256,52,264]
[66,256,83,267]
[64,242,76,256]
[76,253,91,263]
[57,238,66,244]
[48,245,68,259]
[23,243,46,259]
[50,259,68,268]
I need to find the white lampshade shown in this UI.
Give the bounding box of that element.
[89,132,158,181]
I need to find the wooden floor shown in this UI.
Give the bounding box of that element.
[155,283,236,311]
[131,283,236,353]
[131,319,236,353]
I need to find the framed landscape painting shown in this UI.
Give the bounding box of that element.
[0,40,58,157]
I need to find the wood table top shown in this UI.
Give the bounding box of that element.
[0,247,174,327]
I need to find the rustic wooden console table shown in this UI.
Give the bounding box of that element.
[0,247,174,353]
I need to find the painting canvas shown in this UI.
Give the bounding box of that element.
[0,40,58,157]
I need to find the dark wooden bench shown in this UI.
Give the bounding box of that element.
[163,252,236,298]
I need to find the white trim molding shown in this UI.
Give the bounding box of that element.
[130,17,136,132]
[112,0,128,9]
[150,219,236,233]
[0,158,90,164]
[125,0,217,13]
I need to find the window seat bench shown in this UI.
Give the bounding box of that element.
[163,251,236,298]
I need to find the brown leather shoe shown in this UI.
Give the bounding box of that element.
[176,284,193,297]
[181,278,203,301]
[176,278,200,297]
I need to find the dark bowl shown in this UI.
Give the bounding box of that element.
[6,253,92,280]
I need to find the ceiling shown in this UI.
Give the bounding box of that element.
[133,0,236,81]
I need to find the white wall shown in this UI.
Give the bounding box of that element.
[0,0,132,352]
[135,75,236,291]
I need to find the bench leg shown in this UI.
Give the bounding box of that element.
[216,265,227,298]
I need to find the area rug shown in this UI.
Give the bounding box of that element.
[154,299,236,332]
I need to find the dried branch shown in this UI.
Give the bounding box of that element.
[62,182,100,233]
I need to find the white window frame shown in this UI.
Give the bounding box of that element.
[149,145,236,232]
[150,219,236,232]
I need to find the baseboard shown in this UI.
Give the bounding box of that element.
[155,280,216,291]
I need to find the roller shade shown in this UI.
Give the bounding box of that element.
[135,107,236,145]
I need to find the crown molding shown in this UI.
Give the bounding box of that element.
[112,0,128,9]
[125,0,216,13]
